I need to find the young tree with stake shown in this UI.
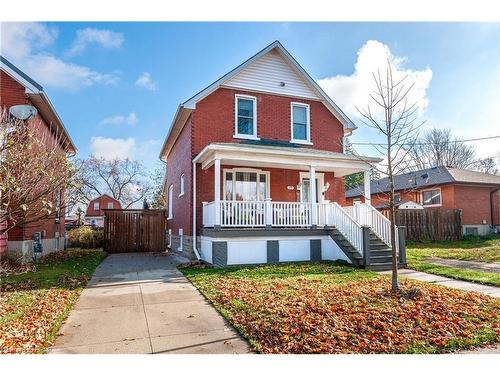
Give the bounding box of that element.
[356,61,424,291]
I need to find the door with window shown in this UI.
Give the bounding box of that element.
[299,173,324,204]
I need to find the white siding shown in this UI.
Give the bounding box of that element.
[224,50,320,100]
[321,238,351,263]
[200,238,213,264]
[279,239,310,262]
[227,240,267,265]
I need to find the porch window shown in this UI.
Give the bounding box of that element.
[291,102,310,143]
[224,169,269,201]
[422,188,441,206]
[235,95,257,138]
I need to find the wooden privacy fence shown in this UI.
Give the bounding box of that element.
[382,209,462,241]
[103,209,166,253]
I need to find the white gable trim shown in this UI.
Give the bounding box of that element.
[182,41,355,132]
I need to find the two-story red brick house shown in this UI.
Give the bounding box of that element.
[85,194,122,227]
[345,166,500,236]
[159,41,402,270]
[0,56,76,260]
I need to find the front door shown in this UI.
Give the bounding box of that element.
[300,173,324,203]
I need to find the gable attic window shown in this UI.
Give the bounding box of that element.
[94,202,100,211]
[290,102,311,144]
[107,202,114,209]
[234,95,258,139]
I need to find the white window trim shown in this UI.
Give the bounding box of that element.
[167,184,174,219]
[179,173,185,197]
[93,202,100,211]
[223,167,270,201]
[178,228,183,252]
[234,94,259,140]
[107,202,114,209]
[420,187,442,207]
[299,172,325,203]
[290,102,312,145]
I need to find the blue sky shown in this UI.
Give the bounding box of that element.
[1,22,499,170]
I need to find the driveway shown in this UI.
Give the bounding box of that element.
[50,253,251,354]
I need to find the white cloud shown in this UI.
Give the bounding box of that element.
[66,28,124,57]
[135,72,158,91]
[99,112,138,126]
[0,22,120,90]
[90,136,136,160]
[318,40,432,119]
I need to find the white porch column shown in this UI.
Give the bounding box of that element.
[214,158,221,228]
[310,165,317,227]
[364,169,371,205]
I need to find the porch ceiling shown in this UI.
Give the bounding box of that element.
[193,143,381,177]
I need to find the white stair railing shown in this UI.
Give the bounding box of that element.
[329,202,363,254]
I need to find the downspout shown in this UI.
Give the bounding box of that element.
[490,187,500,230]
[192,160,201,260]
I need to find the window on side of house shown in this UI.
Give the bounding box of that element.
[168,185,173,219]
[94,201,100,211]
[422,188,441,206]
[291,102,310,143]
[107,202,113,209]
[179,173,185,196]
[235,95,257,139]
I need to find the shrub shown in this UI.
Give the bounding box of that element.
[67,226,103,249]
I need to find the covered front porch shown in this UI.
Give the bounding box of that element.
[194,142,378,231]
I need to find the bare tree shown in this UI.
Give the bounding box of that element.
[71,156,152,209]
[356,61,424,291]
[0,109,72,236]
[473,156,499,175]
[404,128,477,171]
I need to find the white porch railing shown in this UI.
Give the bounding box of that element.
[272,202,311,227]
[220,200,266,227]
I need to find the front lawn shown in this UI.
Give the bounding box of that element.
[0,249,107,354]
[407,236,500,286]
[180,262,500,354]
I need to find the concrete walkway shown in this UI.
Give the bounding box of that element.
[50,253,251,354]
[427,258,500,274]
[389,269,500,298]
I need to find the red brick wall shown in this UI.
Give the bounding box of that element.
[1,69,67,242]
[166,116,193,236]
[192,88,344,155]
[452,184,498,226]
[492,189,500,226]
[86,195,122,216]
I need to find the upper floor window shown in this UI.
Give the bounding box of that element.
[422,188,441,206]
[107,202,114,209]
[235,95,257,139]
[179,173,185,196]
[394,194,401,203]
[291,102,310,143]
[94,202,100,211]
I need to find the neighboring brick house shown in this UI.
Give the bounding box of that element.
[0,56,76,260]
[159,41,402,270]
[345,166,500,236]
[84,195,122,227]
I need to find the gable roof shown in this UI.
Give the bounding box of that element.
[0,56,76,155]
[159,41,356,161]
[88,194,121,204]
[346,166,500,198]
